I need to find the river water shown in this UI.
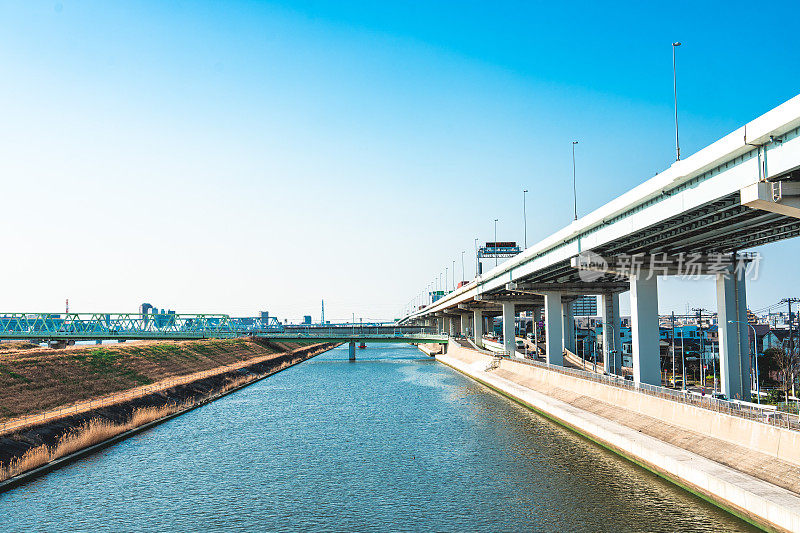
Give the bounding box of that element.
[1,343,755,532]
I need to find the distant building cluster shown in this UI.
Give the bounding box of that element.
[139,302,176,328]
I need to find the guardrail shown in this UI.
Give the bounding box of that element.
[498,354,800,432]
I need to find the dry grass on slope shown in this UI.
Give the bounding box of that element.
[0,404,183,482]
[0,338,305,421]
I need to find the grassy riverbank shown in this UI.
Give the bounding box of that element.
[0,338,310,421]
[0,339,337,486]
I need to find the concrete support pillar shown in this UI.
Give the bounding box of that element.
[473,309,484,348]
[460,313,469,337]
[717,271,751,401]
[601,292,622,375]
[449,316,457,336]
[502,301,516,356]
[630,274,661,386]
[562,300,576,354]
[533,306,542,357]
[544,292,563,366]
[349,341,356,361]
[444,316,452,336]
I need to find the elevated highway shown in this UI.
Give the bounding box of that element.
[402,94,800,401]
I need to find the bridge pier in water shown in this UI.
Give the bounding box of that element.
[349,342,356,361]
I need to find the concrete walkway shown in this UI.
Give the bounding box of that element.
[436,344,800,533]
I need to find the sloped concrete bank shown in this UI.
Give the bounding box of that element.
[433,342,800,533]
[0,341,338,492]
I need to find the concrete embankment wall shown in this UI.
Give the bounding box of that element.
[515,350,800,466]
[436,342,800,533]
[0,341,338,490]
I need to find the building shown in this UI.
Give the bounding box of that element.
[572,295,597,316]
[303,315,312,325]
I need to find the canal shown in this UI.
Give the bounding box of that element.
[1,344,756,532]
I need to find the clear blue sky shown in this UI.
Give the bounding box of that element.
[1,1,798,321]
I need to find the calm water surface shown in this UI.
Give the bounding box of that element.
[1,344,756,532]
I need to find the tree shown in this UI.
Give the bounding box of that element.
[767,347,799,405]
[760,347,782,385]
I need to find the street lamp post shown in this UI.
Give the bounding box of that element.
[672,41,682,161]
[572,141,579,221]
[452,260,455,291]
[474,238,479,277]
[728,320,760,403]
[461,251,465,283]
[494,218,499,267]
[445,267,448,292]
[523,189,528,248]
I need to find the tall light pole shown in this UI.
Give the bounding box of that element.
[474,237,479,277]
[461,250,465,282]
[523,189,529,248]
[572,141,579,221]
[445,267,449,291]
[452,260,455,290]
[672,41,682,161]
[493,218,499,267]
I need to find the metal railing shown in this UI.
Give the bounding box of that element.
[498,354,800,432]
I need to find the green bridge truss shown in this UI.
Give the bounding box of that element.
[0,313,448,344]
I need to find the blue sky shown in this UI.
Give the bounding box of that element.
[1,1,798,321]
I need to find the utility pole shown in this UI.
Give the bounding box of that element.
[680,315,687,390]
[783,298,799,357]
[781,298,799,397]
[692,308,709,391]
[671,311,676,388]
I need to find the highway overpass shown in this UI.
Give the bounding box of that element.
[401,94,800,402]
